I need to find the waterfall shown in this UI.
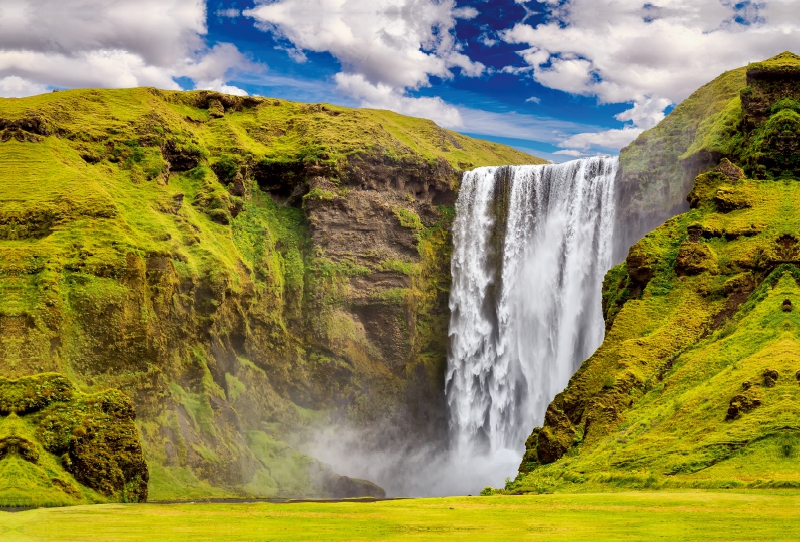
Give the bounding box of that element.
[446,156,619,457]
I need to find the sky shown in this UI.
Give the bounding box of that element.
[1,1,799,162]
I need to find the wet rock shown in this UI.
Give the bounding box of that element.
[687,225,703,242]
[723,274,755,296]
[208,98,225,119]
[536,405,576,464]
[229,172,247,197]
[713,185,751,212]
[0,115,55,143]
[626,243,656,286]
[324,476,386,499]
[0,436,39,463]
[518,428,541,473]
[163,141,201,171]
[715,158,745,181]
[310,462,386,499]
[776,234,800,261]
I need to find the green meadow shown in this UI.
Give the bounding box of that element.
[2,492,799,541]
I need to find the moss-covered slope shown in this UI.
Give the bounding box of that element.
[0,87,543,502]
[0,373,146,507]
[512,52,800,493]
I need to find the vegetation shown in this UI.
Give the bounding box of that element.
[1,492,799,540]
[0,374,146,507]
[511,52,800,494]
[0,87,541,502]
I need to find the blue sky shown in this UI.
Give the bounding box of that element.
[206,1,636,161]
[1,1,798,162]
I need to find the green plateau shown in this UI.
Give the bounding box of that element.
[0,87,542,505]
[512,52,800,493]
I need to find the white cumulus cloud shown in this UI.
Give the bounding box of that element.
[0,0,255,96]
[0,75,48,98]
[245,0,486,127]
[502,0,800,152]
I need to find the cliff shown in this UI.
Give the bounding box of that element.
[0,87,543,504]
[512,52,800,493]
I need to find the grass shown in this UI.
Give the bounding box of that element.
[2,492,800,541]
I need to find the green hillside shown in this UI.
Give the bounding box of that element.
[0,87,543,505]
[511,52,800,493]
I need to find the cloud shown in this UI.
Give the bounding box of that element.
[215,8,241,18]
[458,107,601,144]
[558,126,643,151]
[614,96,672,130]
[336,72,463,128]
[181,43,260,95]
[553,149,583,157]
[501,0,800,151]
[0,75,48,98]
[245,0,485,123]
[525,96,541,104]
[0,0,255,96]
[275,46,308,64]
[478,33,498,47]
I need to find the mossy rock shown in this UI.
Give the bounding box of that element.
[675,241,718,276]
[0,374,147,506]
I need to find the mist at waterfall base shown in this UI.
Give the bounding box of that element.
[307,157,621,497]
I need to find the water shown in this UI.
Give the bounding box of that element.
[446,157,619,462]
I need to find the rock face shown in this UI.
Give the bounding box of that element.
[0,87,541,502]
[513,53,800,493]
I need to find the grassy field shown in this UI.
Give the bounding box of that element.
[1,492,800,541]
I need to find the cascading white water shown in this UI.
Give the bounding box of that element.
[446,156,619,458]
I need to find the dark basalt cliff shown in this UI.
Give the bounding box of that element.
[0,87,542,503]
[513,52,800,493]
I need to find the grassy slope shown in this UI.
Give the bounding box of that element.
[3,492,800,541]
[0,88,542,501]
[512,53,800,494]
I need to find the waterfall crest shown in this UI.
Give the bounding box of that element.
[446,156,619,456]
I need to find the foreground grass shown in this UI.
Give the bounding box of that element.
[2,492,800,541]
